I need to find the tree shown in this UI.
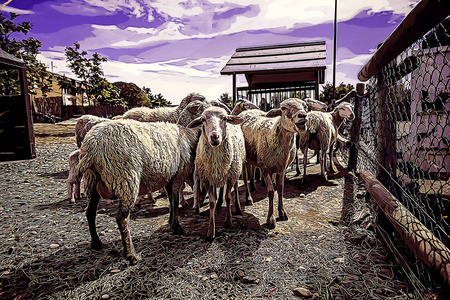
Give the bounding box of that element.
[113,82,151,107]
[0,12,52,96]
[218,92,233,110]
[64,41,107,106]
[143,86,171,107]
[320,82,355,104]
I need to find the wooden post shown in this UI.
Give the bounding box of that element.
[360,171,450,285]
[19,68,36,159]
[232,73,237,108]
[348,83,364,170]
[376,75,398,194]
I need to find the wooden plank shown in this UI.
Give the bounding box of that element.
[227,51,326,65]
[233,44,326,58]
[360,171,450,285]
[221,60,326,74]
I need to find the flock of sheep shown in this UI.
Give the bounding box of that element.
[66,93,355,265]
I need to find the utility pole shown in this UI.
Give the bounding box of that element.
[333,0,338,100]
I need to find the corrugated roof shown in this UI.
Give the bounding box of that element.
[0,48,27,69]
[221,41,326,75]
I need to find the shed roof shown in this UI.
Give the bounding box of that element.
[220,41,326,75]
[0,48,27,69]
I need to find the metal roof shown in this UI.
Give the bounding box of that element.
[221,41,326,75]
[0,48,27,69]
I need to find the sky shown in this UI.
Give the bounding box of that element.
[2,0,420,104]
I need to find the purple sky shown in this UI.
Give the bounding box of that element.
[3,0,419,104]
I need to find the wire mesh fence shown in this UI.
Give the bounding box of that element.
[338,14,450,294]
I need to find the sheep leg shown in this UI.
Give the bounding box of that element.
[74,178,81,200]
[233,180,242,215]
[67,181,75,203]
[193,171,201,214]
[216,187,224,210]
[206,186,217,242]
[116,206,140,265]
[265,173,276,229]
[86,185,102,250]
[301,142,309,183]
[276,171,288,221]
[249,164,257,192]
[179,182,189,208]
[320,147,328,182]
[243,162,253,205]
[225,181,233,228]
[168,184,183,235]
[295,135,301,176]
[328,142,336,173]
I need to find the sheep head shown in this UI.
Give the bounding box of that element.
[231,99,259,115]
[337,102,355,121]
[266,98,308,133]
[187,107,244,147]
[176,100,210,126]
[178,92,207,111]
[306,98,327,112]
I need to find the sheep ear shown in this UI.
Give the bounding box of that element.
[227,115,244,125]
[187,116,204,128]
[266,108,282,117]
[188,103,203,114]
[244,102,258,110]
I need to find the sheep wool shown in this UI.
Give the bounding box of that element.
[76,118,200,265]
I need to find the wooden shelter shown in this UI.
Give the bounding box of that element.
[0,49,35,161]
[221,41,326,109]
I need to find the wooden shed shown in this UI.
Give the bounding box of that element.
[0,49,36,161]
[221,41,326,110]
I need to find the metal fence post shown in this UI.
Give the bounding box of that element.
[348,83,364,170]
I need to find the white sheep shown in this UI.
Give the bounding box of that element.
[294,98,328,175]
[67,149,81,203]
[75,115,109,148]
[299,102,355,182]
[76,104,207,264]
[239,98,309,229]
[113,92,206,123]
[187,106,246,241]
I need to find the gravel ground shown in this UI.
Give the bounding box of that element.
[0,122,419,299]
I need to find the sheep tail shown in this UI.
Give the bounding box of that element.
[76,153,98,195]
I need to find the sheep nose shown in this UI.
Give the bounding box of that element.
[211,132,220,142]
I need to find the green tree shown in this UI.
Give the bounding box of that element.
[218,92,233,109]
[64,41,107,106]
[143,86,171,107]
[113,82,151,107]
[0,12,52,96]
[320,82,355,104]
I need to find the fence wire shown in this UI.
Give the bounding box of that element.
[339,17,450,291]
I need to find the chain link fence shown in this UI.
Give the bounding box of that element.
[338,6,450,295]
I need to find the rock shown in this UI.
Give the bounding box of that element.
[300,193,306,198]
[333,257,345,263]
[101,294,110,299]
[50,244,59,249]
[110,269,121,274]
[241,276,259,284]
[293,287,312,298]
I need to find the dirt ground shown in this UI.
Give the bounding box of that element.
[0,121,420,299]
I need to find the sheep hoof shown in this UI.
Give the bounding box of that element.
[225,220,233,229]
[266,217,276,229]
[278,211,288,221]
[172,224,184,235]
[181,201,190,208]
[127,254,141,266]
[91,240,103,251]
[206,232,215,243]
[69,198,75,203]
[194,207,200,214]
[246,199,253,206]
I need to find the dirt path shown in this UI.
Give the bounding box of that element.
[0,123,415,299]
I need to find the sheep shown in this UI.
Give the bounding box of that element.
[187,106,246,241]
[299,102,355,182]
[76,116,202,265]
[75,115,110,148]
[238,98,309,229]
[230,99,259,115]
[113,92,206,123]
[67,149,81,203]
[294,98,328,175]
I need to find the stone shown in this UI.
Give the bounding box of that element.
[293,287,312,297]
